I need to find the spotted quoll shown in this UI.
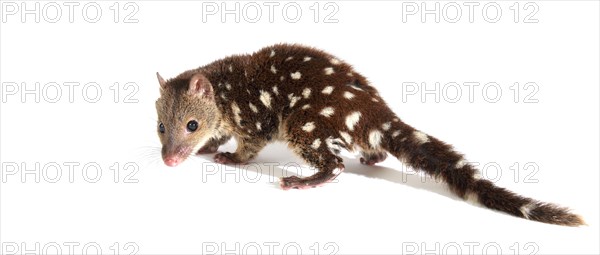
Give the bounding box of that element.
[155,44,584,226]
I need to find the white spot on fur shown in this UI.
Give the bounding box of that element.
[392,130,401,137]
[321,86,334,95]
[382,122,391,131]
[302,104,311,110]
[270,65,277,74]
[455,159,467,169]
[347,72,353,77]
[231,102,242,126]
[302,88,311,99]
[303,56,312,62]
[280,76,284,81]
[220,93,227,100]
[259,90,272,109]
[288,93,301,108]
[231,102,241,114]
[324,67,335,75]
[248,102,258,113]
[372,98,379,102]
[289,97,300,107]
[465,192,479,205]
[272,86,279,96]
[225,83,232,90]
[256,122,262,130]
[285,56,293,61]
[302,122,315,132]
[351,86,364,91]
[291,71,302,80]
[393,118,399,122]
[344,91,355,99]
[270,50,275,57]
[228,65,233,72]
[520,202,536,220]
[369,130,383,149]
[325,137,343,154]
[311,139,321,149]
[320,107,335,117]
[330,58,341,65]
[345,112,362,131]
[339,131,352,144]
[473,172,483,180]
[413,131,430,144]
[332,168,342,175]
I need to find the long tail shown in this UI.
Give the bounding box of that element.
[382,121,585,226]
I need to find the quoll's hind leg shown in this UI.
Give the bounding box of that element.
[281,134,345,190]
[197,135,231,154]
[214,136,267,164]
[280,145,344,190]
[360,150,388,165]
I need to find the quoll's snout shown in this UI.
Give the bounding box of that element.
[161,145,192,167]
[163,156,182,167]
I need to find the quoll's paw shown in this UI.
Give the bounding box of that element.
[280,176,315,190]
[197,145,218,154]
[280,165,345,190]
[214,152,247,165]
[360,152,388,166]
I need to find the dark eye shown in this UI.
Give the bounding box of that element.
[187,120,198,132]
[158,123,165,133]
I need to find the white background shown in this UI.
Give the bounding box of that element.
[1,1,598,254]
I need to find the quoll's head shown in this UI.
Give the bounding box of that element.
[155,72,220,167]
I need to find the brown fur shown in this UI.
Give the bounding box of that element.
[155,44,584,226]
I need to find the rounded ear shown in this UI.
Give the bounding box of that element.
[188,73,213,98]
[156,72,167,89]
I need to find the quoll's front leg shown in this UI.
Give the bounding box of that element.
[197,135,231,154]
[214,136,267,164]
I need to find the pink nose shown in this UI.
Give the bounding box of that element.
[163,157,181,167]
